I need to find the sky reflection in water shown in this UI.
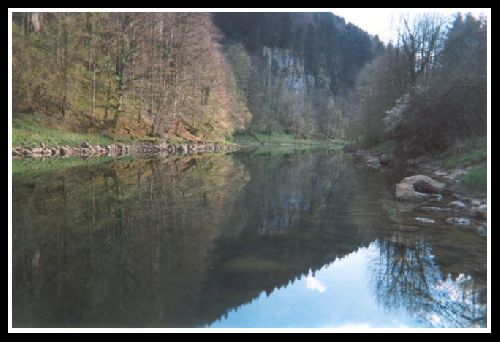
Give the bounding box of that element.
[210,241,484,328]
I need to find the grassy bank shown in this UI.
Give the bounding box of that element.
[12,115,238,149]
[460,163,487,194]
[437,137,487,194]
[230,132,347,148]
[438,137,487,169]
[12,115,145,148]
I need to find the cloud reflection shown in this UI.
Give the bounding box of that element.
[306,273,327,293]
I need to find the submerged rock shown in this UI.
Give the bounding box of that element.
[477,224,487,237]
[419,206,451,212]
[471,199,482,206]
[450,200,467,210]
[415,217,435,224]
[471,204,487,220]
[446,217,471,226]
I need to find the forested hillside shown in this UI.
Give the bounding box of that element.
[12,11,487,157]
[13,13,251,141]
[214,12,384,138]
[12,12,382,142]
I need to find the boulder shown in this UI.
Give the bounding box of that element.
[395,182,430,201]
[395,175,445,201]
[81,141,90,148]
[402,175,445,193]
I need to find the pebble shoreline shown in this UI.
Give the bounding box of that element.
[12,141,239,158]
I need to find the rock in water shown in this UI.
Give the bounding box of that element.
[395,175,444,201]
[402,175,445,193]
[379,154,392,166]
[446,217,471,226]
[450,200,467,210]
[395,183,429,201]
[419,206,451,212]
[471,204,487,220]
[415,217,435,224]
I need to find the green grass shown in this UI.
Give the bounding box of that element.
[438,137,487,169]
[371,140,396,155]
[12,116,138,148]
[11,115,214,149]
[460,163,487,194]
[231,132,348,148]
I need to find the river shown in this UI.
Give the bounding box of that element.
[12,148,487,328]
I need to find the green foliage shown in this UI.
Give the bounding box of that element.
[214,13,382,140]
[372,140,397,155]
[226,43,253,93]
[12,13,252,142]
[345,13,486,158]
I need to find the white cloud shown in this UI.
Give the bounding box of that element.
[306,273,327,293]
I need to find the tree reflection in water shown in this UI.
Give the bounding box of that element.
[369,234,486,327]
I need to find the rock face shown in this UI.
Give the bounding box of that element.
[395,175,445,201]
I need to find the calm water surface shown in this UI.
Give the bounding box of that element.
[12,149,487,328]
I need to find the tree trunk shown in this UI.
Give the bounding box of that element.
[61,15,68,121]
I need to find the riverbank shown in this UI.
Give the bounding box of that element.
[13,141,237,158]
[12,115,239,158]
[343,139,488,237]
[12,116,347,158]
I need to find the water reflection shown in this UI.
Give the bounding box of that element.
[370,236,486,328]
[210,245,420,328]
[12,150,486,327]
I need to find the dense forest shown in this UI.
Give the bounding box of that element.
[13,13,251,141]
[345,13,487,156]
[12,12,487,156]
